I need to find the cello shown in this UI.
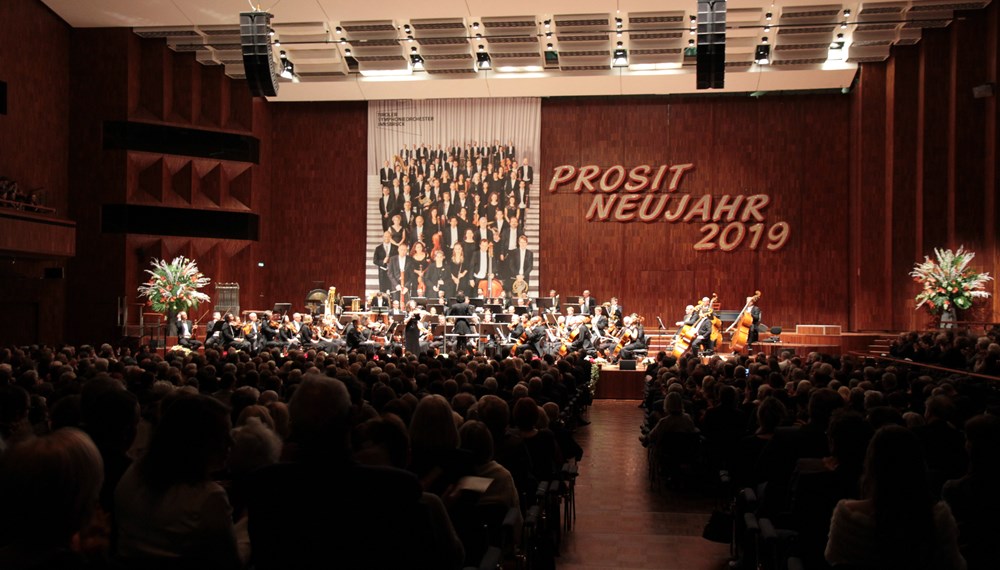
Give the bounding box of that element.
[727,290,761,353]
[672,294,716,359]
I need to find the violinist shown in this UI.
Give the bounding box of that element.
[404,302,426,355]
[244,312,262,353]
[607,297,623,322]
[175,311,201,350]
[279,315,299,348]
[522,316,547,356]
[620,314,647,360]
[571,316,595,355]
[344,317,365,351]
[501,314,525,356]
[290,313,303,334]
[261,311,284,350]
[221,314,251,352]
[204,311,223,350]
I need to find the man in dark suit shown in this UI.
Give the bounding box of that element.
[369,291,390,311]
[378,186,396,231]
[203,311,223,349]
[468,239,495,291]
[519,157,534,185]
[507,235,533,290]
[579,290,596,316]
[373,232,393,293]
[410,214,430,247]
[379,160,394,186]
[446,293,474,350]
[388,244,415,297]
[175,311,202,349]
[247,375,461,569]
[443,217,462,250]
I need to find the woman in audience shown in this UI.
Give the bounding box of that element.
[732,396,785,489]
[825,425,965,569]
[512,397,561,482]
[409,395,473,495]
[0,428,104,570]
[115,394,239,569]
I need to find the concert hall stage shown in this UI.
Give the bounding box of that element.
[595,364,647,400]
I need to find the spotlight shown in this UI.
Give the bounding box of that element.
[690,15,696,22]
[410,52,425,70]
[472,22,480,30]
[546,43,554,50]
[478,44,485,52]
[345,48,352,56]
[754,43,770,65]
[279,50,287,59]
[274,40,281,47]
[339,37,347,44]
[841,21,848,29]
[612,47,628,67]
[407,35,414,42]
[403,24,411,33]
[765,12,772,20]
[546,31,552,38]
[268,28,275,37]
[843,9,851,17]
[476,51,492,70]
[830,33,846,50]
[688,39,695,47]
[761,36,769,44]
[616,18,623,28]
[476,33,482,40]
[544,19,550,29]
[617,30,622,37]
[764,25,771,32]
[335,26,343,35]
[690,26,696,35]
[280,59,298,82]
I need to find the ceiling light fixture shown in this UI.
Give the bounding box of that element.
[544,20,551,29]
[764,25,771,32]
[335,26,343,35]
[476,50,492,70]
[765,12,773,20]
[473,22,480,30]
[843,9,851,17]
[345,48,352,56]
[612,43,628,67]
[841,21,848,29]
[403,24,411,33]
[616,18,623,28]
[754,43,770,65]
[547,43,554,50]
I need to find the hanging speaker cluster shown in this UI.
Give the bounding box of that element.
[696,0,726,90]
[240,11,279,97]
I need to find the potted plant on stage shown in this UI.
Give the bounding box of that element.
[910,246,992,328]
[137,257,211,337]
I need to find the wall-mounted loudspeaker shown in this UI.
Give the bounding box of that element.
[696,1,726,90]
[240,12,279,98]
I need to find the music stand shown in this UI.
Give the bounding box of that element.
[468,297,485,308]
[273,303,292,316]
[536,297,556,311]
[429,304,445,315]
[485,303,504,315]
[513,305,530,315]
[341,296,360,309]
[411,297,429,308]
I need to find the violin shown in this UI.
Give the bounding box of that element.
[558,326,580,357]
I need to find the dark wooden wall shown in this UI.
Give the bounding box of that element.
[539,95,852,331]
[263,102,368,307]
[851,5,1000,331]
[65,32,269,344]
[0,0,71,345]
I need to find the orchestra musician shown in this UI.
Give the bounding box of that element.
[204,311,223,350]
[369,291,390,311]
[388,243,415,299]
[688,305,716,356]
[244,312,262,353]
[425,249,452,299]
[261,311,285,350]
[344,317,364,351]
[620,315,647,360]
[579,290,596,316]
[591,306,614,355]
[522,316,547,356]
[221,314,251,352]
[744,295,762,351]
[175,311,201,350]
[607,297,623,322]
[569,316,594,355]
[500,314,525,356]
[404,302,426,355]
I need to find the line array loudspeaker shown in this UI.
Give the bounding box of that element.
[240,12,279,98]
[696,0,726,90]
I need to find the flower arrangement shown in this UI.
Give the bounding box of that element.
[910,246,992,314]
[137,257,212,314]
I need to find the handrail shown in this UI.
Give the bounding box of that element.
[850,352,1000,382]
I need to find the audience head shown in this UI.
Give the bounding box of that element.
[964,413,1000,474]
[410,395,459,452]
[0,428,103,548]
[459,420,495,466]
[288,374,351,456]
[139,394,232,493]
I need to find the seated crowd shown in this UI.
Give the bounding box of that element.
[888,326,1000,375]
[0,176,52,214]
[0,342,587,569]
[640,345,1000,570]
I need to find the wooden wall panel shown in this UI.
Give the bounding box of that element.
[540,95,851,331]
[262,102,368,308]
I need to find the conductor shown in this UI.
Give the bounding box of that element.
[446,293,474,350]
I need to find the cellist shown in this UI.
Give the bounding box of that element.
[688,305,716,356]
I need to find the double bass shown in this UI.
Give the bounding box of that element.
[727,290,762,353]
[672,294,717,359]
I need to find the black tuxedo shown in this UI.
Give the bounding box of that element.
[388,255,416,294]
[499,225,524,252]
[520,164,534,184]
[443,226,463,250]
[378,194,396,230]
[446,301,473,348]
[373,244,393,293]
[508,248,534,281]
[410,223,430,246]
[468,249,495,283]
[379,167,394,185]
[579,297,597,315]
[440,200,459,220]
[591,315,609,336]
[369,295,390,311]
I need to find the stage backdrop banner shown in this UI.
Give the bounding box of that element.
[364,98,542,305]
